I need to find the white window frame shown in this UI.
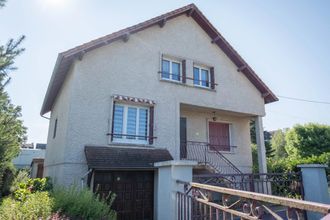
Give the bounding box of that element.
[193,65,210,88]
[112,103,149,144]
[161,58,182,82]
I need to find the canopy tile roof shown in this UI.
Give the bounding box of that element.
[84,146,173,169]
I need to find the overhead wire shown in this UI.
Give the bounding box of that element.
[277,95,330,105]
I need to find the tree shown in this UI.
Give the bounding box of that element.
[271,129,288,159]
[285,123,330,158]
[0,0,26,196]
[250,120,274,158]
[250,121,274,173]
[0,0,6,8]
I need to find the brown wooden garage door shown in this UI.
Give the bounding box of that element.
[94,171,154,220]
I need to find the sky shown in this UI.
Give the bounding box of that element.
[0,0,329,144]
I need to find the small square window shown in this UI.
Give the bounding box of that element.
[193,66,210,88]
[161,58,181,81]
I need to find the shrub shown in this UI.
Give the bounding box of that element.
[0,191,53,219]
[13,177,53,201]
[0,164,16,197]
[52,186,116,220]
[268,152,330,174]
[9,169,30,193]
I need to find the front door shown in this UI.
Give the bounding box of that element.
[208,121,230,151]
[94,171,154,220]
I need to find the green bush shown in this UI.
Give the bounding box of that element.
[268,152,330,174]
[13,177,53,201]
[0,191,53,219]
[9,169,30,193]
[0,164,16,197]
[52,186,116,220]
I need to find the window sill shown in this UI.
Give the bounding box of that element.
[160,78,184,85]
[159,79,216,92]
[109,142,154,148]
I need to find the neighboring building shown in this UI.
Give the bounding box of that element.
[21,143,34,149]
[12,143,46,169]
[31,158,44,178]
[41,4,277,219]
[36,143,47,150]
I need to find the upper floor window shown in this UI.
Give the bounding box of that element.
[193,66,210,88]
[112,103,149,144]
[161,58,181,81]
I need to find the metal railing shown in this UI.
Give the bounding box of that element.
[180,141,242,175]
[177,181,330,220]
[193,172,304,199]
[158,71,218,87]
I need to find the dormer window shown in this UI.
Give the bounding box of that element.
[161,58,181,81]
[193,66,210,88]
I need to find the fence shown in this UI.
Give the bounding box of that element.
[193,172,304,199]
[177,181,330,220]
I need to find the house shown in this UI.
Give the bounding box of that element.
[41,4,277,219]
[12,143,46,169]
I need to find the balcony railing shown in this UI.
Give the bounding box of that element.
[180,141,242,175]
[158,71,218,87]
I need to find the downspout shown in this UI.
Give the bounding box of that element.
[81,169,92,189]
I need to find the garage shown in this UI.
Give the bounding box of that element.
[84,146,173,220]
[94,171,154,220]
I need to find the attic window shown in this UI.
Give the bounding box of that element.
[193,66,210,87]
[161,58,181,81]
[193,65,215,89]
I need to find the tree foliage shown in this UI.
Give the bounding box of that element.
[0,1,26,196]
[285,123,330,158]
[0,0,6,8]
[271,129,288,159]
[250,120,274,158]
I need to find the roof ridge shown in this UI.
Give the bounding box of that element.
[62,4,196,57]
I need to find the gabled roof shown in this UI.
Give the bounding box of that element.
[41,3,278,115]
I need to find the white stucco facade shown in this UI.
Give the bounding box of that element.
[44,14,268,186]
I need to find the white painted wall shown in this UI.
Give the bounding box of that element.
[44,14,265,185]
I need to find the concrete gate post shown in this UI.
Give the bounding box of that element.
[298,164,329,220]
[154,160,197,220]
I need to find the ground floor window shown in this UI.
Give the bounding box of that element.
[112,103,149,144]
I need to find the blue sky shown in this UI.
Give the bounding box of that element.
[1,0,329,143]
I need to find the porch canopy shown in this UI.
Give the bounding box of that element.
[84,146,173,170]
